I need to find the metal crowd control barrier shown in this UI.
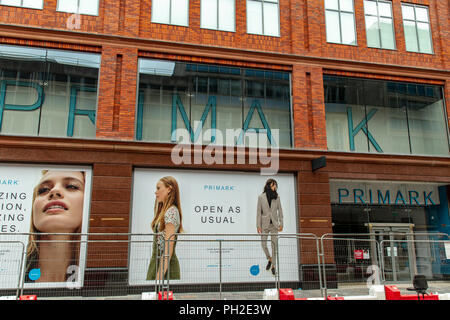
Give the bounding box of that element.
[379,238,450,284]
[0,233,159,299]
[320,232,450,298]
[277,233,323,296]
[0,240,26,299]
[0,232,449,299]
[161,233,321,300]
[320,234,382,297]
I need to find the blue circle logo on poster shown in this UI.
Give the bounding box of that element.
[250,265,260,276]
[29,269,41,281]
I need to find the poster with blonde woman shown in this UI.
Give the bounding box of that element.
[129,168,299,286]
[0,165,92,289]
[146,176,183,281]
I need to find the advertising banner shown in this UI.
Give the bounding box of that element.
[129,168,299,285]
[0,164,92,289]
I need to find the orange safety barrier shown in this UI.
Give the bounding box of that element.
[384,286,439,300]
[158,291,174,300]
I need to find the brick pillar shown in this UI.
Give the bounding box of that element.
[291,65,327,150]
[122,0,141,38]
[103,1,121,34]
[307,1,325,56]
[297,169,335,289]
[392,0,406,52]
[102,0,140,36]
[86,163,132,277]
[353,0,367,48]
[96,46,138,140]
[297,171,333,250]
[290,0,307,55]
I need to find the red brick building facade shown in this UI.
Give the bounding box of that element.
[0,0,448,289]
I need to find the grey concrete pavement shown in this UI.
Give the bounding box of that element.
[38,281,450,300]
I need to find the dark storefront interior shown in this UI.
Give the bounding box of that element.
[330,184,450,282]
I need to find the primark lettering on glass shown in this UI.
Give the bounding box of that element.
[330,181,440,206]
[0,45,100,139]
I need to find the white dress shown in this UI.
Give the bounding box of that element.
[156,206,180,251]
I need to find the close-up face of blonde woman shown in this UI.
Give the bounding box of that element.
[32,171,85,233]
[155,180,172,203]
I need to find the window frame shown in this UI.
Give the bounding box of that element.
[363,0,396,50]
[56,0,100,16]
[0,0,43,9]
[151,0,190,27]
[0,44,101,139]
[401,3,434,54]
[135,58,293,148]
[324,0,358,46]
[200,0,236,32]
[246,0,281,37]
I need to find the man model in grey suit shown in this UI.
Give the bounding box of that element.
[257,179,283,276]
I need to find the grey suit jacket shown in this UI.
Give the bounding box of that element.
[256,193,283,230]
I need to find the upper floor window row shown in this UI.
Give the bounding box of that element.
[325,0,434,54]
[152,0,280,36]
[0,0,43,9]
[57,0,99,16]
[1,0,433,50]
[0,0,98,15]
[0,0,279,37]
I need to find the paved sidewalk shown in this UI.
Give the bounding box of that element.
[39,281,450,300]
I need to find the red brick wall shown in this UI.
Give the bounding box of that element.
[314,0,448,69]
[0,0,447,69]
[0,0,448,144]
[0,0,104,32]
[96,46,138,140]
[292,65,327,149]
[139,0,292,54]
[0,0,448,272]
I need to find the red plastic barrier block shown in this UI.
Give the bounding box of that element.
[399,294,439,300]
[19,295,37,300]
[279,288,295,300]
[326,296,344,300]
[295,298,308,300]
[384,285,401,300]
[384,286,439,300]
[158,291,173,300]
[420,295,439,300]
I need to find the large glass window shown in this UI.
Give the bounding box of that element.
[246,0,280,37]
[325,0,357,45]
[0,45,100,139]
[401,3,433,54]
[324,76,449,156]
[57,0,99,15]
[0,0,43,9]
[152,0,189,27]
[364,0,395,49]
[136,59,292,148]
[201,0,235,32]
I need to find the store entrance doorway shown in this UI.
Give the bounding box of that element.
[369,223,417,282]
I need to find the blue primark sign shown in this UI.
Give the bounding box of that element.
[136,93,276,146]
[331,181,440,206]
[0,80,96,136]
